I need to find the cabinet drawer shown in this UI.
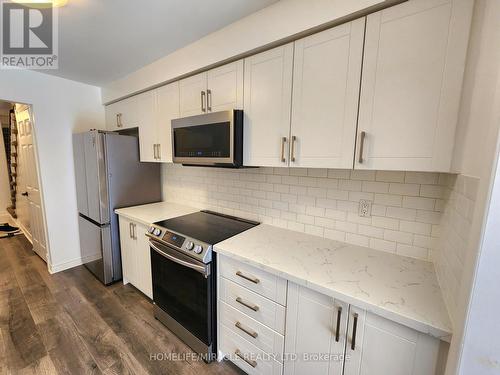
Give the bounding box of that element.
[220,324,283,375]
[220,301,284,362]
[220,255,287,305]
[219,278,286,334]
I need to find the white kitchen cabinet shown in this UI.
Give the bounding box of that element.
[344,305,441,375]
[206,61,244,113]
[290,18,365,168]
[243,43,294,167]
[179,60,243,117]
[284,283,442,375]
[139,82,180,163]
[105,95,141,131]
[355,0,472,171]
[284,284,349,375]
[118,216,152,299]
[179,72,207,117]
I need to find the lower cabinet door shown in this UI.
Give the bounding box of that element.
[135,223,153,299]
[118,217,137,285]
[284,283,348,375]
[343,306,441,375]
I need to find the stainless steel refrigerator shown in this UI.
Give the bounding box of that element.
[73,130,161,285]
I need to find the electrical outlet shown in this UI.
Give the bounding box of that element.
[358,200,372,217]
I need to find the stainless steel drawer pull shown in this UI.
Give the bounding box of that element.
[201,91,206,112]
[351,313,359,350]
[236,271,260,284]
[281,137,287,162]
[235,321,258,339]
[207,89,212,111]
[236,297,259,312]
[291,135,297,162]
[335,306,342,342]
[235,349,257,368]
[358,131,366,163]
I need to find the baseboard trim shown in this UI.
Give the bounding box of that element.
[49,254,102,274]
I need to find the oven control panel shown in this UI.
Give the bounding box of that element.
[147,224,212,263]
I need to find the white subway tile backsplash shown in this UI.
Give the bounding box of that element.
[162,164,448,261]
[375,170,405,183]
[389,183,420,196]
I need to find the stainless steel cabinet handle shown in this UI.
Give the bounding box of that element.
[201,91,206,112]
[235,321,258,338]
[335,306,342,342]
[280,137,287,163]
[153,144,157,159]
[129,222,134,239]
[236,297,259,312]
[291,135,297,162]
[351,313,359,350]
[236,271,260,284]
[358,131,366,163]
[116,113,123,128]
[157,144,161,160]
[235,349,257,368]
[132,224,137,240]
[207,89,212,112]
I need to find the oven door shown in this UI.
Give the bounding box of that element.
[171,109,242,167]
[149,239,215,354]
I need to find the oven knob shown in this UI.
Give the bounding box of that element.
[193,245,203,254]
[148,226,155,234]
[185,241,194,250]
[153,228,162,236]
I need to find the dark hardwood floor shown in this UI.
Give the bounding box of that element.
[0,235,244,375]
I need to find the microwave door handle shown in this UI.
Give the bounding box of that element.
[150,241,208,276]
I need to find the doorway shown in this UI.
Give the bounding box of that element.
[0,100,49,263]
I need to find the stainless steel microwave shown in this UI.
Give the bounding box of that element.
[171,110,243,167]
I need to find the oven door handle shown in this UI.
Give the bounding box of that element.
[150,241,209,277]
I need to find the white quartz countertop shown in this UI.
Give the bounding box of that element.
[114,202,198,226]
[214,224,452,340]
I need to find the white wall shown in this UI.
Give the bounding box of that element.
[101,0,399,103]
[444,0,500,373]
[0,70,105,272]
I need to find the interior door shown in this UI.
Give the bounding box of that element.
[206,60,244,112]
[15,105,47,261]
[243,43,294,167]
[290,19,365,168]
[179,72,208,117]
[155,82,180,162]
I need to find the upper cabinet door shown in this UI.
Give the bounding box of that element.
[179,72,208,117]
[105,96,141,131]
[243,43,294,167]
[136,91,156,162]
[155,82,180,162]
[290,19,365,169]
[356,0,469,172]
[206,60,244,112]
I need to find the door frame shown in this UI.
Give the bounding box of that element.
[7,101,51,267]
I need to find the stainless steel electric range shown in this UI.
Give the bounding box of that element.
[146,210,259,361]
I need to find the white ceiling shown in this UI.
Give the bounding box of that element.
[41,0,279,86]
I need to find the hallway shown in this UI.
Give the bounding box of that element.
[0,236,242,374]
